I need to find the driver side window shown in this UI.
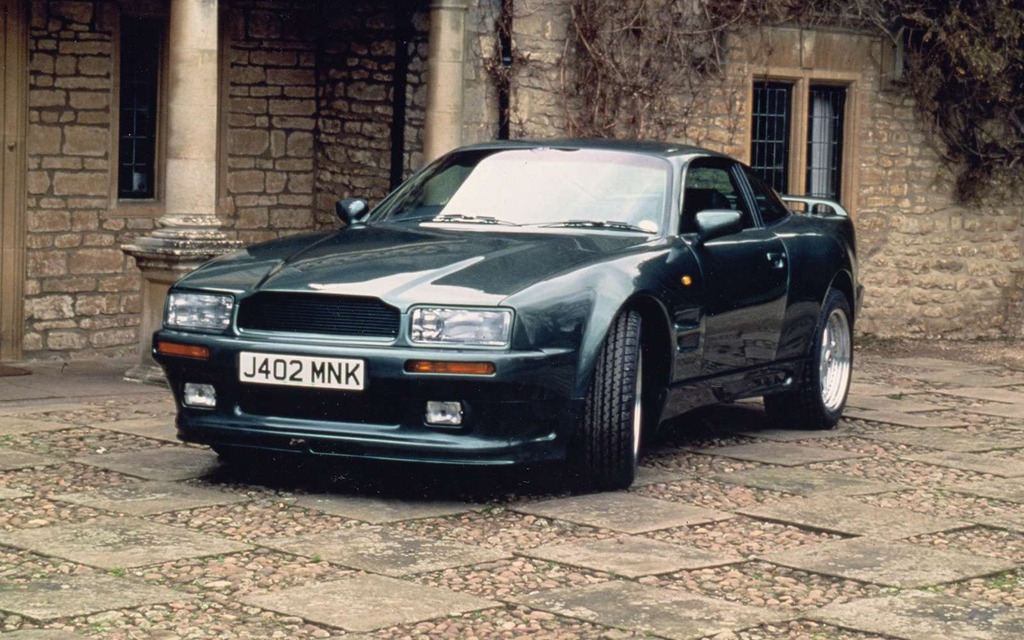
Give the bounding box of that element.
[680,161,752,233]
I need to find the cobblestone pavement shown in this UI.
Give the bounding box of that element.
[1,353,1023,639]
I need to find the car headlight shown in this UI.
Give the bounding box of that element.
[410,307,512,347]
[165,292,235,332]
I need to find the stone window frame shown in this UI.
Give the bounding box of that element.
[744,68,861,219]
[108,6,170,218]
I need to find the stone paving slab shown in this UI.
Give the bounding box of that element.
[844,396,944,413]
[0,418,74,436]
[712,467,900,497]
[241,574,497,632]
[634,465,691,485]
[522,536,741,578]
[0,574,185,623]
[862,427,1024,452]
[843,408,967,428]
[903,451,1024,477]
[54,480,248,516]
[263,528,509,576]
[850,381,911,397]
[887,357,997,371]
[695,442,865,466]
[905,370,1024,387]
[2,631,89,639]
[516,581,789,640]
[953,478,1024,504]
[91,416,179,443]
[0,449,59,471]
[812,591,1024,640]
[0,517,249,569]
[961,403,1024,421]
[73,447,220,481]
[934,386,1024,404]
[288,493,477,524]
[0,486,31,500]
[740,495,967,538]
[764,537,1016,588]
[513,493,732,534]
[741,426,855,442]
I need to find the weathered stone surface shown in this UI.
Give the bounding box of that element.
[264,528,509,576]
[1,631,89,639]
[91,416,179,442]
[906,370,1024,388]
[0,449,59,470]
[953,478,1024,504]
[516,581,787,639]
[934,386,1024,404]
[0,574,183,623]
[633,465,690,486]
[764,537,1015,588]
[712,467,899,496]
[864,427,1024,452]
[524,536,740,578]
[904,451,1024,477]
[849,382,906,397]
[55,480,247,515]
[0,486,31,500]
[513,493,732,534]
[844,396,943,413]
[742,426,854,442]
[961,403,1024,421]
[289,494,476,524]
[696,442,865,466]
[74,447,220,481]
[813,591,1024,640]
[0,518,248,569]
[241,575,497,632]
[843,409,967,429]
[740,496,965,538]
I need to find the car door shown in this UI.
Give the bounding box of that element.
[675,157,789,379]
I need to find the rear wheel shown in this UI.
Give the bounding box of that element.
[573,310,643,491]
[765,288,852,430]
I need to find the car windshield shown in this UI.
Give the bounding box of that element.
[371,147,669,233]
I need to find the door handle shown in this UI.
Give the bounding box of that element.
[766,252,786,269]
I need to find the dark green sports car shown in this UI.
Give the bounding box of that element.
[154,140,861,491]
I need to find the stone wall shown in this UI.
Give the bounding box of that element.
[24,0,144,357]
[468,3,1024,339]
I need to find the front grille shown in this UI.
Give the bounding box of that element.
[237,292,400,338]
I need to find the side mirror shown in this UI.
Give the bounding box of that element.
[694,209,743,244]
[335,198,369,226]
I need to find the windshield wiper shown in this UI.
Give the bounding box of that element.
[539,219,655,233]
[430,214,519,226]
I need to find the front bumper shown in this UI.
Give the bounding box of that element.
[153,330,581,466]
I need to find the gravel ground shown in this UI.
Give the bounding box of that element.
[1,347,1022,639]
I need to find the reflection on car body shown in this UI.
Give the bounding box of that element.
[154,140,861,491]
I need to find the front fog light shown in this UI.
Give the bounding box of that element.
[184,383,217,408]
[425,401,463,426]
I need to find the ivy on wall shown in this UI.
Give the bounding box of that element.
[562,0,1024,201]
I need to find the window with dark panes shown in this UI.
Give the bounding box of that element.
[118,17,163,199]
[750,80,849,202]
[806,85,846,199]
[750,81,793,194]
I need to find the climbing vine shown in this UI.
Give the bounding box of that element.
[562,0,1024,201]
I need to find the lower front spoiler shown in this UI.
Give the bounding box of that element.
[176,414,574,467]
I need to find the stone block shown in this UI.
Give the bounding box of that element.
[63,126,108,156]
[47,330,88,351]
[68,91,109,110]
[77,55,109,76]
[269,98,315,116]
[41,276,95,293]
[266,67,314,86]
[286,131,314,157]
[53,1,93,24]
[27,251,68,277]
[68,248,123,274]
[227,170,265,193]
[29,124,62,154]
[228,128,270,155]
[53,172,108,196]
[90,328,137,348]
[29,295,74,320]
[27,171,52,195]
[74,294,120,316]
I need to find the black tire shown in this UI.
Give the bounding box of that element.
[765,288,852,430]
[573,310,643,491]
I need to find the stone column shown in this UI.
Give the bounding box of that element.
[423,0,469,163]
[122,0,239,383]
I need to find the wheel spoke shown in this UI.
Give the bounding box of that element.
[819,309,851,412]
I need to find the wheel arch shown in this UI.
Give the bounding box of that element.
[828,269,857,326]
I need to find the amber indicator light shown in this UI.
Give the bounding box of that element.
[681,275,693,286]
[157,341,211,360]
[405,360,496,375]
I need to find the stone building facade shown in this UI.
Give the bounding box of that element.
[1,0,1022,363]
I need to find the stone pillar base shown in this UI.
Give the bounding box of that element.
[123,228,241,385]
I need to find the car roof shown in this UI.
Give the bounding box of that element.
[454,139,729,161]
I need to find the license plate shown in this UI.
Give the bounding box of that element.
[238,352,365,390]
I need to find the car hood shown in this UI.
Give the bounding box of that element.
[179,224,651,306]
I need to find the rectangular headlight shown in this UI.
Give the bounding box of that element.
[410,307,512,347]
[165,292,235,332]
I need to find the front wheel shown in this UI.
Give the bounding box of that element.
[572,310,643,491]
[765,288,852,430]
